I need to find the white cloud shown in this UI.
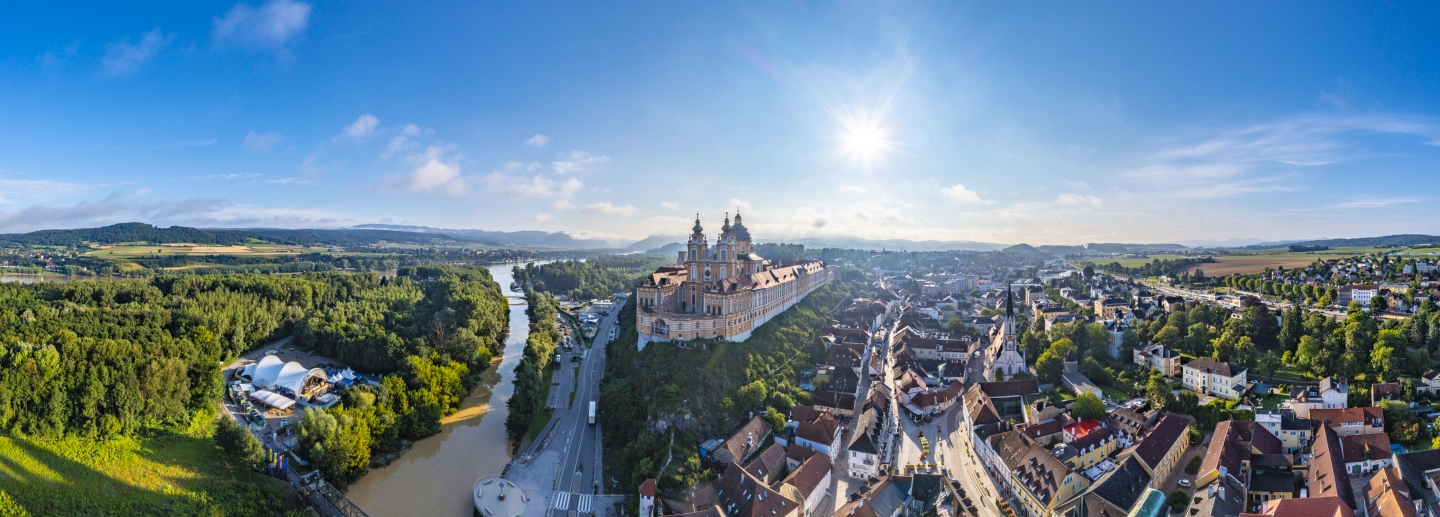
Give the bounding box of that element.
[525,134,552,147]
[551,199,574,211]
[135,189,152,196]
[1055,193,1104,207]
[481,172,583,201]
[660,202,679,210]
[532,213,552,222]
[1327,197,1422,209]
[838,184,868,194]
[401,145,468,195]
[402,124,422,136]
[213,0,312,55]
[342,114,379,139]
[244,131,282,150]
[552,150,609,173]
[100,28,172,76]
[0,196,354,233]
[202,172,262,180]
[583,202,638,217]
[940,184,991,204]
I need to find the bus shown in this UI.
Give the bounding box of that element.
[588,401,597,425]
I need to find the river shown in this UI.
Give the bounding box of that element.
[346,263,531,516]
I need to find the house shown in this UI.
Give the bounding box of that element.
[780,453,832,517]
[1104,407,1151,449]
[1255,408,1313,454]
[1364,468,1418,517]
[1246,497,1356,517]
[847,403,888,480]
[1056,427,1117,470]
[1189,472,1248,517]
[1027,399,1068,426]
[681,461,801,517]
[1063,420,1104,443]
[709,416,774,465]
[1338,284,1380,307]
[792,412,842,459]
[1310,407,1385,437]
[1393,448,1440,507]
[1289,377,1349,419]
[1197,420,1294,506]
[1079,456,1164,517]
[1182,358,1249,400]
[1308,425,1358,511]
[1420,370,1440,395]
[1093,298,1129,319]
[1370,383,1405,406]
[1131,413,1190,490]
[743,443,787,484]
[1342,433,1395,476]
[1133,344,1181,377]
[996,431,1091,517]
[831,474,907,517]
[1021,420,1065,446]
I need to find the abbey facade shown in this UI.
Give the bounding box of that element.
[635,213,836,350]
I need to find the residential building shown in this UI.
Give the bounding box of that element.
[1342,433,1394,476]
[996,431,1091,517]
[709,416,773,465]
[1417,370,1440,395]
[1189,473,1248,517]
[792,412,841,459]
[1131,413,1190,490]
[780,453,832,517]
[1363,468,1418,517]
[1078,456,1166,517]
[682,461,801,517]
[1246,497,1355,517]
[1055,427,1116,470]
[1372,382,1403,407]
[635,213,837,349]
[1254,409,1313,454]
[1182,358,1248,400]
[1093,298,1129,319]
[1197,420,1294,506]
[1393,448,1440,507]
[1310,407,1385,437]
[1309,425,1358,511]
[1289,377,1350,419]
[1133,344,1181,377]
[1103,407,1151,449]
[743,443,787,484]
[831,475,906,517]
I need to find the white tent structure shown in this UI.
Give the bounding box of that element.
[250,390,296,410]
[248,355,328,397]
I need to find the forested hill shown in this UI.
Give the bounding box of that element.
[1245,234,1440,250]
[0,222,477,247]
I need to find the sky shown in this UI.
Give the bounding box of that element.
[3,1,1440,246]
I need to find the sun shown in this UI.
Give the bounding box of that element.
[835,112,896,170]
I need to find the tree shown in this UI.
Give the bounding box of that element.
[1372,296,1390,313]
[1146,373,1174,411]
[1083,264,1094,282]
[734,380,768,414]
[1071,393,1107,420]
[761,407,786,430]
[1154,326,1183,350]
[1175,390,1200,415]
[214,415,266,470]
[1036,339,1076,384]
[1278,308,1303,352]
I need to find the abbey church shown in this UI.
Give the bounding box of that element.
[635,213,837,349]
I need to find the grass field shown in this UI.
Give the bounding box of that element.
[1181,255,1342,276]
[0,431,293,516]
[1398,247,1440,256]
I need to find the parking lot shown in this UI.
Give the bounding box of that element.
[220,336,365,448]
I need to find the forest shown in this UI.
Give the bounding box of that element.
[1090,256,1215,278]
[504,289,562,440]
[0,265,509,510]
[597,277,863,503]
[513,254,674,301]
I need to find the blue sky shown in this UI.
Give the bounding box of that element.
[3,1,1440,245]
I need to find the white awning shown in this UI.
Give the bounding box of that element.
[250,390,296,410]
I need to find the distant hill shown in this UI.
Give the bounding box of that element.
[0,223,267,246]
[625,234,685,251]
[1245,234,1440,250]
[0,223,473,247]
[779,236,1006,252]
[1033,242,1188,256]
[1002,243,1054,258]
[351,224,619,249]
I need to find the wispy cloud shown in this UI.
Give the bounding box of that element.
[552,150,609,173]
[940,184,992,204]
[341,114,379,139]
[481,173,582,201]
[1327,197,1422,209]
[0,179,94,204]
[525,134,552,147]
[100,29,172,76]
[532,213,552,222]
[838,184,868,194]
[0,195,353,233]
[1055,193,1103,207]
[172,138,219,147]
[583,202,638,217]
[213,0,312,58]
[660,202,679,210]
[244,131,282,150]
[200,172,262,180]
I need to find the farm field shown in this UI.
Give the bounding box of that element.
[0,431,291,516]
[1181,255,1328,276]
[1089,254,1190,268]
[1397,247,1440,256]
[85,244,332,257]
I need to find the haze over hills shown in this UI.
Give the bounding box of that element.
[351,224,621,249]
[0,223,478,247]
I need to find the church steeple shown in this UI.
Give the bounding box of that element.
[691,214,703,235]
[1005,283,1014,318]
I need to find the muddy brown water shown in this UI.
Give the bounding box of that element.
[346,263,532,516]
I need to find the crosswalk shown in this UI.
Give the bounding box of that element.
[551,492,593,513]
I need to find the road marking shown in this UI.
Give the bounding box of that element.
[553,491,570,509]
[578,494,592,512]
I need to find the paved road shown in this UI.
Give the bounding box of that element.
[547,307,617,516]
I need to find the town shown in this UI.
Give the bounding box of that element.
[622,243,1440,517]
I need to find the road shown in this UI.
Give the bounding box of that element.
[544,308,619,517]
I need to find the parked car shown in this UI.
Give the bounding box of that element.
[1178,479,1191,488]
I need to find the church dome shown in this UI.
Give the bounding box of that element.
[731,211,751,241]
[692,214,703,234]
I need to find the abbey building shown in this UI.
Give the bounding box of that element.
[635,213,837,350]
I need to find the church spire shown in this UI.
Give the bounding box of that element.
[1005,283,1014,318]
[692,213,703,234]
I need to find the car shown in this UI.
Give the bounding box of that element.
[1178,479,1191,488]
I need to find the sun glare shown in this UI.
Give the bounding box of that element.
[835,110,896,170]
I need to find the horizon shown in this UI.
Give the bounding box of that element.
[5,2,1440,245]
